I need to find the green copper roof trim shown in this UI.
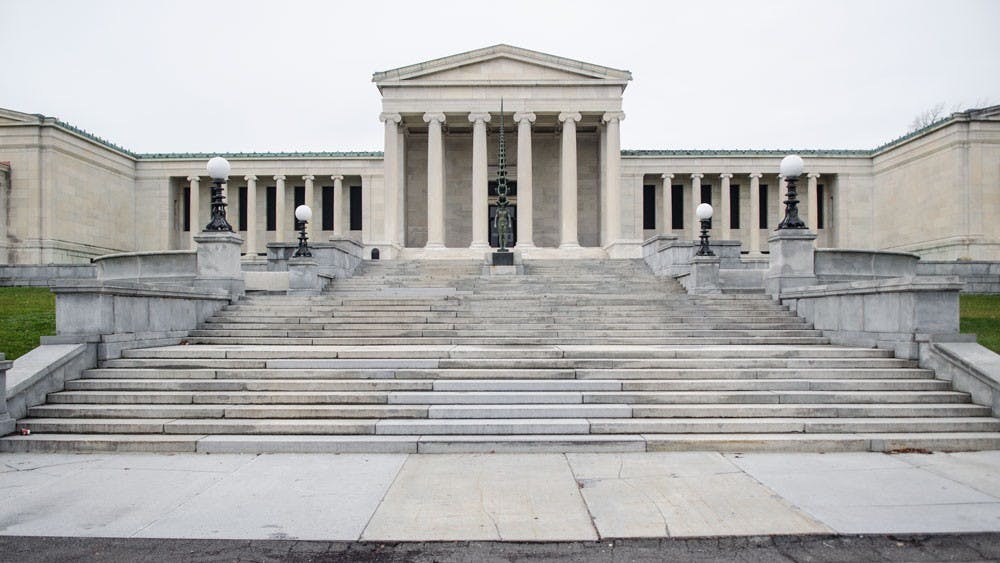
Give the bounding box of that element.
[51,118,139,158]
[621,149,872,157]
[139,151,384,159]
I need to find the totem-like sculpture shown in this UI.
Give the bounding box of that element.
[494,99,512,252]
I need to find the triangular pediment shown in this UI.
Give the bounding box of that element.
[373,44,631,87]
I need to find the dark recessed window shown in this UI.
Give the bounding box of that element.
[701,184,712,228]
[759,185,769,230]
[671,185,683,230]
[183,187,191,232]
[729,185,740,230]
[266,186,276,231]
[322,186,334,231]
[350,185,362,231]
[817,184,825,229]
[293,186,305,230]
[238,186,248,232]
[642,184,656,230]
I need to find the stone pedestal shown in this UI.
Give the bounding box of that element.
[195,232,246,298]
[483,250,524,276]
[765,229,818,298]
[689,256,722,294]
[0,356,15,436]
[287,257,321,295]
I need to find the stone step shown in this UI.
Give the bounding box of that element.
[185,337,834,346]
[187,329,825,339]
[27,402,992,421]
[588,417,1000,434]
[119,345,894,360]
[10,432,997,454]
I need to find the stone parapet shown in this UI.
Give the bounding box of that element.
[92,250,197,281]
[266,239,363,280]
[780,276,964,359]
[814,249,919,283]
[0,355,13,436]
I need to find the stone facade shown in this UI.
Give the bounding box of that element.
[0,45,998,265]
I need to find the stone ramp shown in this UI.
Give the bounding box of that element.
[4,259,1000,453]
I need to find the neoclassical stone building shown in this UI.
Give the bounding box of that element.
[1,44,998,265]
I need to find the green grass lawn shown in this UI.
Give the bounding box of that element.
[961,294,1000,354]
[0,287,56,360]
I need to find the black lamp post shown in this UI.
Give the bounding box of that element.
[293,205,313,257]
[695,203,715,256]
[204,156,234,232]
[777,154,807,230]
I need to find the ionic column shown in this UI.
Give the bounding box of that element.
[187,176,200,247]
[302,174,315,239]
[807,172,820,232]
[514,112,536,248]
[749,172,762,255]
[720,173,733,240]
[331,175,345,237]
[423,112,446,248]
[468,112,491,249]
[661,173,674,234]
[244,174,258,257]
[274,174,287,242]
[558,111,582,248]
[602,111,625,246]
[690,173,704,242]
[380,112,402,246]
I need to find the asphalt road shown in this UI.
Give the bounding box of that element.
[2,533,1000,563]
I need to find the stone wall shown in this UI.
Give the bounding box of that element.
[872,116,1000,260]
[917,261,1000,293]
[0,264,96,286]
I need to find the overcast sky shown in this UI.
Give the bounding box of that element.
[2,0,998,154]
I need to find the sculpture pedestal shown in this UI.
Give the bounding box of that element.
[483,250,524,276]
[288,257,321,295]
[765,229,817,298]
[195,232,245,298]
[689,255,722,294]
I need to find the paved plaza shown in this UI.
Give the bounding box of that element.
[2,450,999,542]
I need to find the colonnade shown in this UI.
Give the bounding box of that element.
[380,110,626,250]
[185,174,352,255]
[657,171,823,253]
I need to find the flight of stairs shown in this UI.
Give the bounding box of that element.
[4,259,999,453]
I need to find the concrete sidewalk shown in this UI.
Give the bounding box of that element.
[1,451,999,541]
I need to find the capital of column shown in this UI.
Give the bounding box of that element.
[602,111,626,123]
[244,174,257,183]
[273,174,286,182]
[513,111,536,124]
[558,111,582,123]
[302,175,315,182]
[691,173,704,180]
[749,172,763,179]
[719,173,734,180]
[807,172,821,179]
[379,112,402,124]
[661,173,674,181]
[467,112,491,123]
[186,176,200,183]
[330,175,344,182]
[423,112,446,124]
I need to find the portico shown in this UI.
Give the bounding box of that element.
[372,45,636,259]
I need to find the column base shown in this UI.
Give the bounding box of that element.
[514,241,536,250]
[558,242,581,250]
[424,242,446,250]
[469,242,491,251]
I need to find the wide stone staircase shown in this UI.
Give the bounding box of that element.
[4,259,1000,453]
